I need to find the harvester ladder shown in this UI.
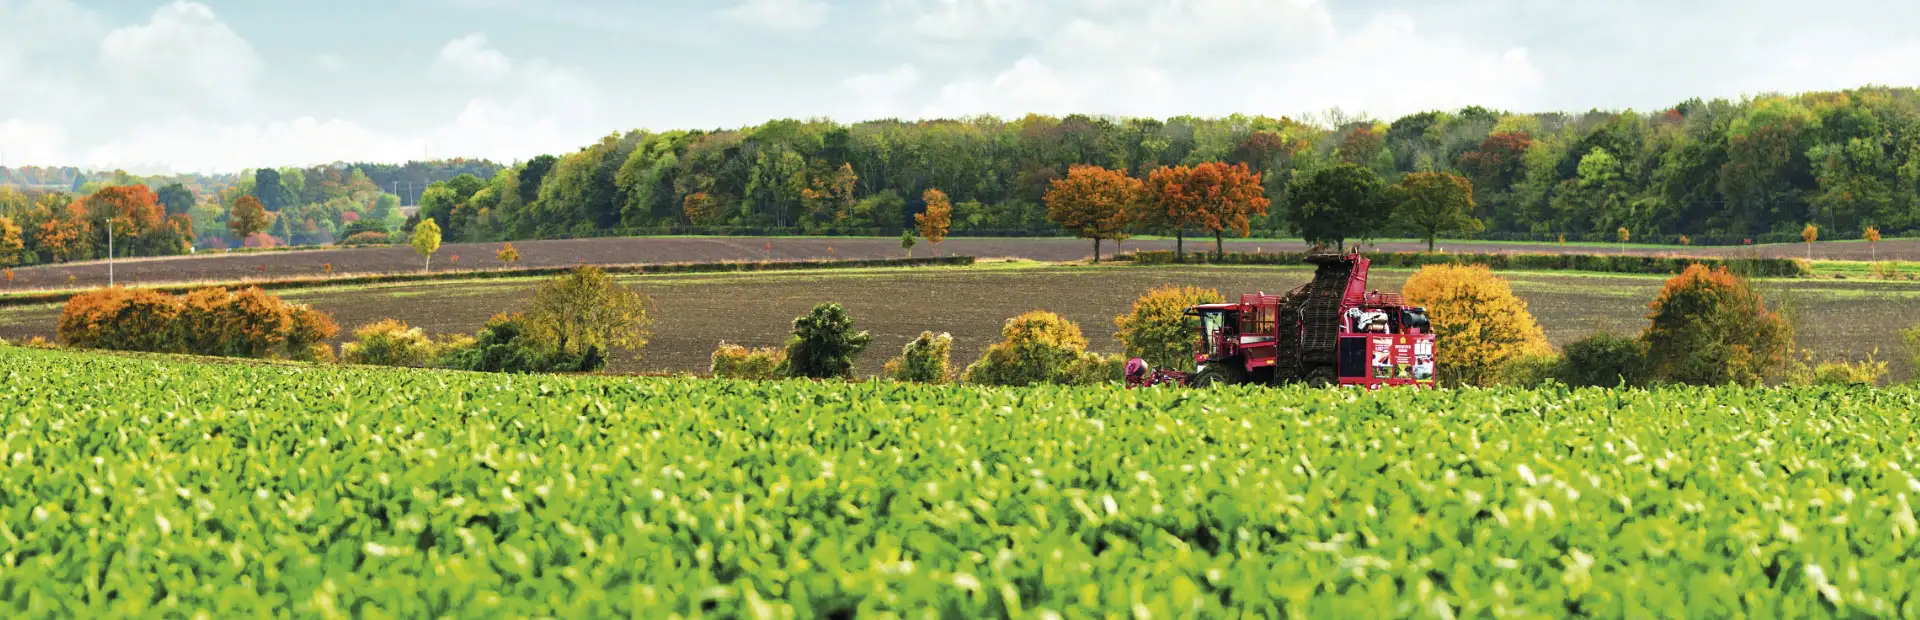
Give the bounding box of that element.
[1299,261,1351,364]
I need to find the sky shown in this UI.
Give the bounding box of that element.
[1,0,1916,174]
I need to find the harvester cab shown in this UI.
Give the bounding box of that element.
[1168,250,1437,389]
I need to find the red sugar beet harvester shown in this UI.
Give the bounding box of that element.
[1125,250,1438,390]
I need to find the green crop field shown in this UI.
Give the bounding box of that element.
[3,346,1918,617]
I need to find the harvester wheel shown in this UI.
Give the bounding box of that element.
[1305,366,1336,388]
[1190,363,1242,387]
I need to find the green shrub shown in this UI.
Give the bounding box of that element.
[963,310,1112,386]
[339,231,390,246]
[882,331,954,383]
[779,302,872,379]
[339,219,389,239]
[1641,265,1793,386]
[1557,332,1648,387]
[1495,353,1564,387]
[441,313,592,374]
[341,319,446,367]
[711,342,786,380]
[1113,285,1222,373]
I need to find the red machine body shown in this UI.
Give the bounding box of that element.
[1166,250,1437,389]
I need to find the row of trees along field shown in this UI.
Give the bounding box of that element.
[0,160,497,267]
[409,85,1920,246]
[4,86,1920,267]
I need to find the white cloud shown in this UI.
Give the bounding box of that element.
[0,119,67,166]
[99,1,260,97]
[883,0,1038,41]
[867,1,1547,122]
[842,64,921,119]
[314,52,346,73]
[722,0,828,30]
[434,34,514,82]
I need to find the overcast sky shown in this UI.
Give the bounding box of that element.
[2,0,1916,174]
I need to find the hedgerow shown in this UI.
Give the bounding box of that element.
[57,285,338,360]
[1115,250,1812,277]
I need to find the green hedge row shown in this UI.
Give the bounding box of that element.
[1114,250,1812,277]
[0,256,976,308]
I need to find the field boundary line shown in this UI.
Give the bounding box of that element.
[0,255,976,307]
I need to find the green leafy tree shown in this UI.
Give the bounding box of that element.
[252,169,295,212]
[779,302,872,379]
[1392,172,1482,252]
[156,183,196,217]
[1288,163,1391,251]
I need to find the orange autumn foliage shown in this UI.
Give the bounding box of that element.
[916,188,952,252]
[1640,264,1792,386]
[1045,165,1140,262]
[59,285,338,361]
[1144,162,1269,259]
[58,287,184,353]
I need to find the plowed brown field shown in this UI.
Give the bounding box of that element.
[4,263,1913,380]
[5,235,1915,291]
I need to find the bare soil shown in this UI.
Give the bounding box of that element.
[4,264,1912,380]
[6,235,1915,291]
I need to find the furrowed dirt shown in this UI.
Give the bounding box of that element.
[3,264,1912,380]
[6,235,1915,291]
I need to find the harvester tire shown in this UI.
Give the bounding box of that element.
[1305,366,1336,388]
[1190,364,1242,387]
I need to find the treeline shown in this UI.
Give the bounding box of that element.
[7,85,1920,268]
[400,85,1920,246]
[0,159,502,267]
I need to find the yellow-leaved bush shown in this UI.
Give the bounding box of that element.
[1114,285,1222,373]
[342,319,457,368]
[711,342,785,380]
[963,310,1117,386]
[1402,264,1551,386]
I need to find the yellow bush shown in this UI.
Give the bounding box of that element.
[711,342,785,380]
[963,310,1111,386]
[1812,357,1886,387]
[1114,285,1222,372]
[1402,264,1551,386]
[342,319,444,367]
[882,331,954,383]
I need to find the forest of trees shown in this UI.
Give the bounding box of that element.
[3,85,1919,268]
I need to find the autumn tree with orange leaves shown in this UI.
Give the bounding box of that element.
[74,184,191,256]
[1144,162,1270,261]
[229,195,273,241]
[915,188,952,256]
[1045,165,1140,263]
